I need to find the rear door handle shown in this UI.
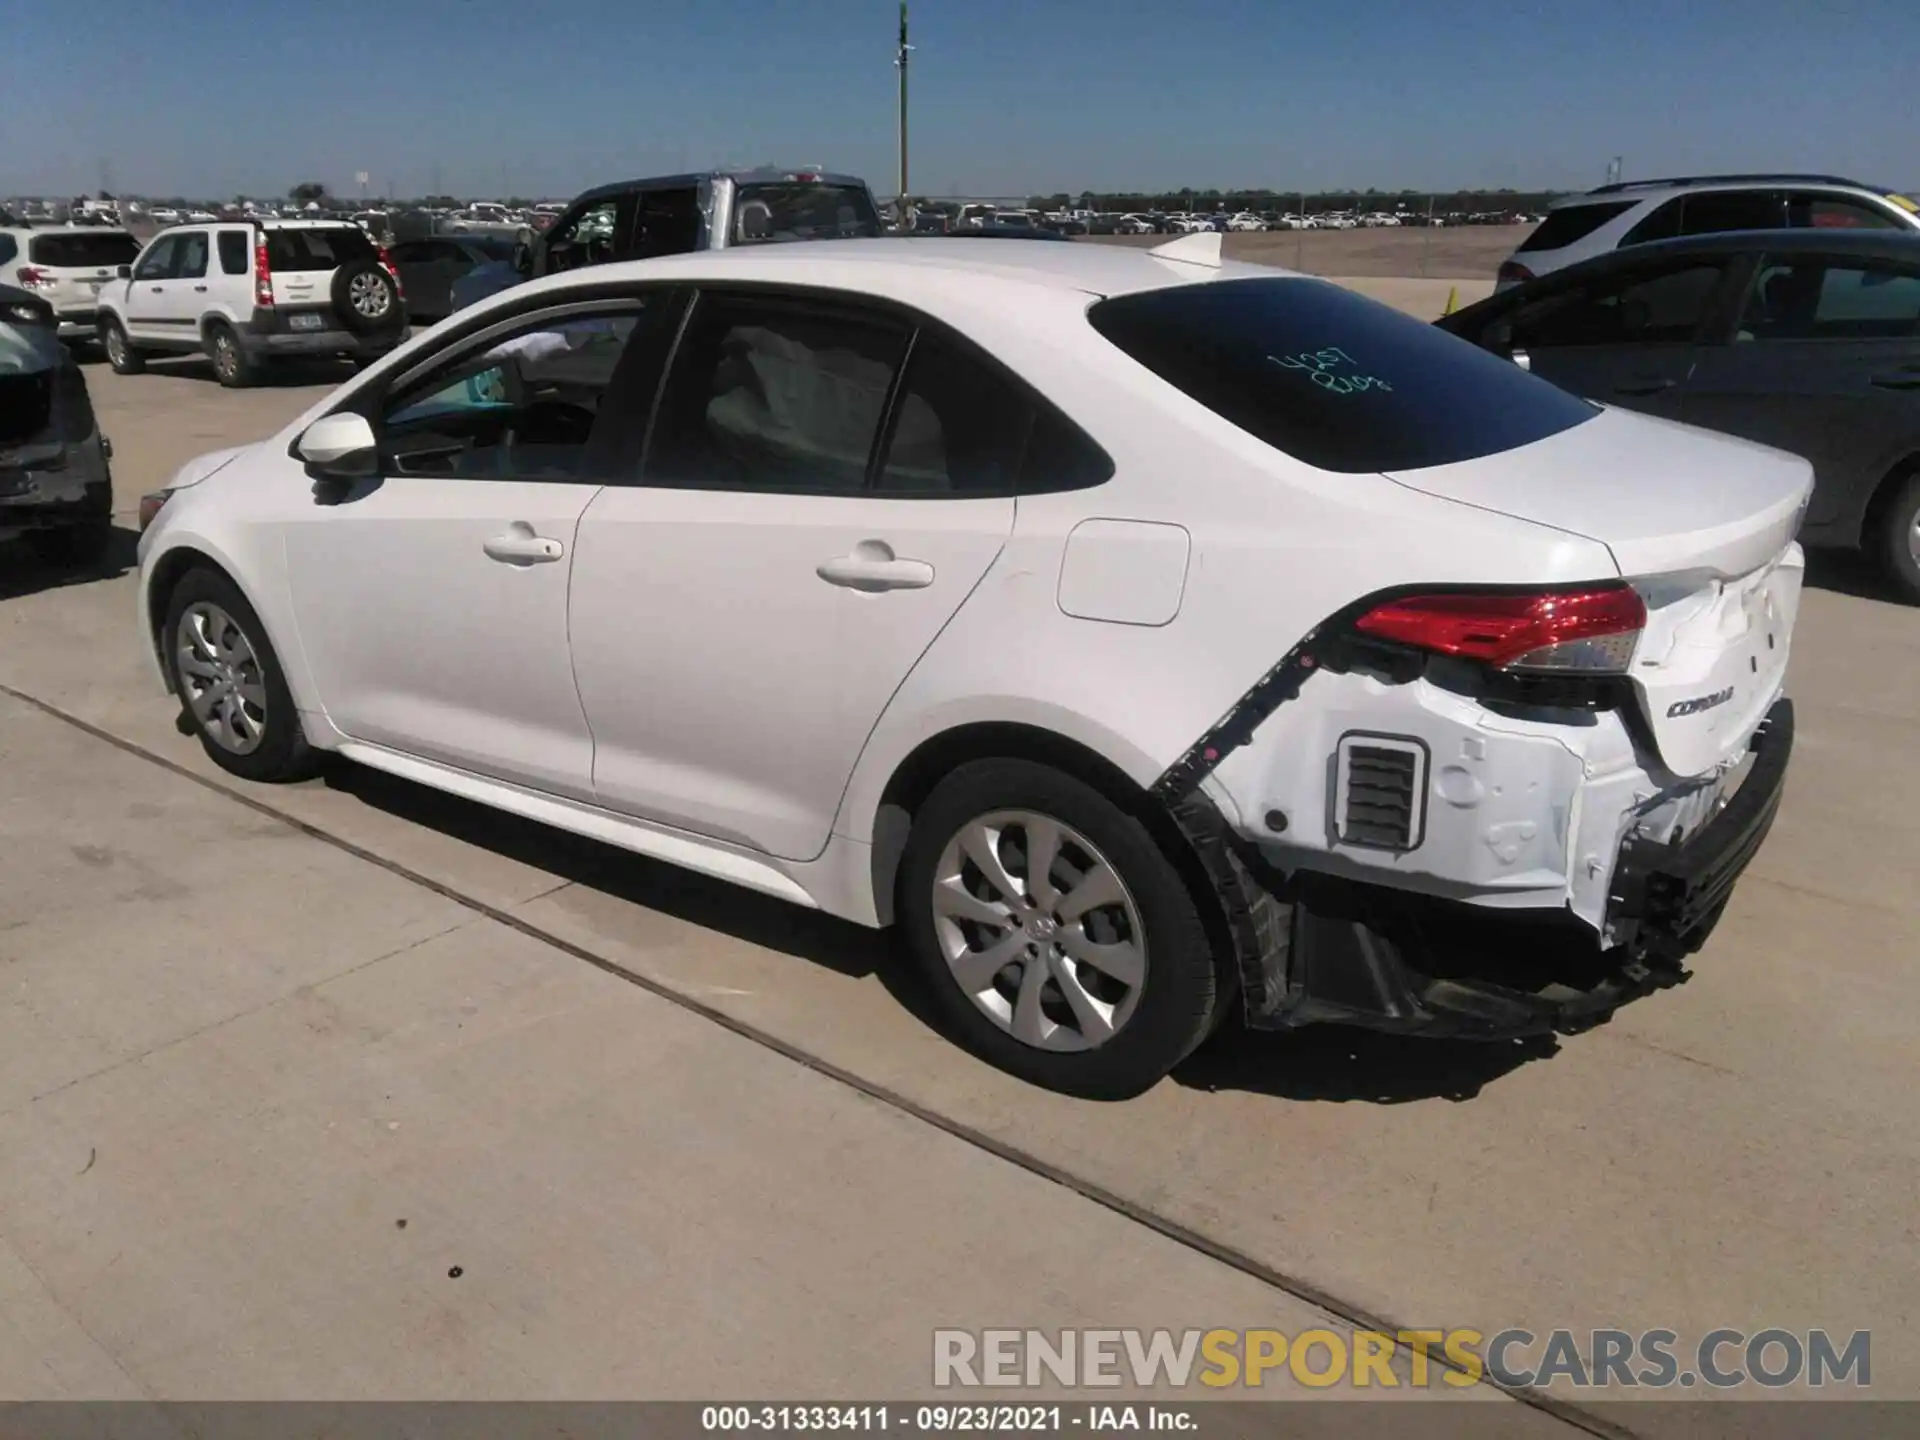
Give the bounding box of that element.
[817,541,934,592]
[1869,372,1920,390]
[193,284,207,292]
[483,526,564,565]
[1614,377,1678,396]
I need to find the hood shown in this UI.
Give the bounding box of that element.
[168,444,252,491]
[1382,406,1812,579]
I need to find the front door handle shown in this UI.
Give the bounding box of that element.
[483,524,564,565]
[1614,376,1677,396]
[1869,372,1920,391]
[149,286,164,294]
[817,540,934,592]
[193,284,208,292]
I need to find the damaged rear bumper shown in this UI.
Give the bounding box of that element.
[1165,699,1794,1040]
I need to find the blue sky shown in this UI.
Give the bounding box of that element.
[4,0,1915,201]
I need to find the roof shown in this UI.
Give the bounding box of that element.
[549,235,1295,300]
[572,168,870,206]
[1557,174,1895,209]
[1553,229,1920,266]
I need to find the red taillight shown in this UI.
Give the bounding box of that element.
[15,265,55,290]
[1496,260,1535,286]
[254,237,273,307]
[1353,585,1646,673]
[377,245,403,298]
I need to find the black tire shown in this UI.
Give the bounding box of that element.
[99,316,144,374]
[162,566,317,783]
[26,516,113,567]
[204,321,256,388]
[330,259,402,336]
[1873,473,1920,605]
[898,758,1221,1099]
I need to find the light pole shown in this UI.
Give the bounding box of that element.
[895,2,912,223]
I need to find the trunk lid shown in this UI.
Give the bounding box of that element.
[1383,405,1813,778]
[1381,405,1812,580]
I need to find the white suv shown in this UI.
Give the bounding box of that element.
[1498,173,1920,289]
[0,225,143,345]
[95,221,408,387]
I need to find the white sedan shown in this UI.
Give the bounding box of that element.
[135,232,1809,1097]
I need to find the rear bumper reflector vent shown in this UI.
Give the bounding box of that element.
[1334,734,1428,851]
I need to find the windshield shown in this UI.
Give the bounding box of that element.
[1088,277,1597,474]
[731,183,883,245]
[29,232,140,268]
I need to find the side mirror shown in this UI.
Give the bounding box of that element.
[1510,348,1532,372]
[117,264,132,279]
[293,412,378,482]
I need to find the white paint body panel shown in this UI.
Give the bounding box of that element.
[133,238,1808,941]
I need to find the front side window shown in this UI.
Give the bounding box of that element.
[646,293,908,493]
[133,235,178,281]
[379,306,654,481]
[1740,259,1920,340]
[173,232,209,279]
[546,199,622,272]
[1787,193,1902,230]
[1089,277,1595,474]
[1511,262,1727,349]
[633,189,702,259]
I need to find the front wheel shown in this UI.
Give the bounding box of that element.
[1874,473,1920,605]
[898,758,1222,1099]
[163,567,317,782]
[100,317,144,374]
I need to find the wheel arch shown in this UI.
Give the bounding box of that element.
[1859,450,1920,550]
[144,540,302,707]
[865,720,1240,1010]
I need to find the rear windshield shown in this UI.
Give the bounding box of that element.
[1088,278,1596,474]
[265,226,377,272]
[731,183,884,245]
[1516,201,1638,254]
[28,232,140,268]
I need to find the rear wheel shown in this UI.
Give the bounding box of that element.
[100,317,144,374]
[162,567,316,782]
[898,758,1221,1099]
[1874,473,1920,604]
[205,321,255,388]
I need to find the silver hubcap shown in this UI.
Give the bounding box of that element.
[350,272,390,318]
[932,810,1147,1053]
[214,334,235,376]
[175,602,268,755]
[1908,510,1920,566]
[106,327,125,364]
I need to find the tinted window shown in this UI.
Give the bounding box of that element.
[733,183,883,245]
[172,232,209,279]
[1786,193,1901,230]
[1516,201,1637,254]
[1512,263,1726,348]
[27,232,139,268]
[0,235,16,266]
[1088,278,1595,474]
[1740,259,1920,340]
[381,306,654,481]
[647,294,908,492]
[1621,198,1684,247]
[633,188,702,259]
[133,235,177,280]
[1668,190,1786,238]
[217,231,249,275]
[878,336,1031,494]
[264,227,376,272]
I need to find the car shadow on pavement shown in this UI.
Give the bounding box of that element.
[1802,547,1910,604]
[1174,1023,1557,1104]
[317,760,937,1013]
[144,354,358,388]
[0,525,139,601]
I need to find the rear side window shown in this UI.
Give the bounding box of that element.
[1786,193,1901,230]
[1741,259,1920,340]
[27,232,139,268]
[1626,191,1784,246]
[1512,262,1728,349]
[265,227,375,272]
[217,231,250,275]
[0,235,14,265]
[1516,202,1637,254]
[1088,278,1595,474]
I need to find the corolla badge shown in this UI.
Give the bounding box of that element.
[1667,686,1735,718]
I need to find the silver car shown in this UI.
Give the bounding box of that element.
[1496,173,1920,290]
